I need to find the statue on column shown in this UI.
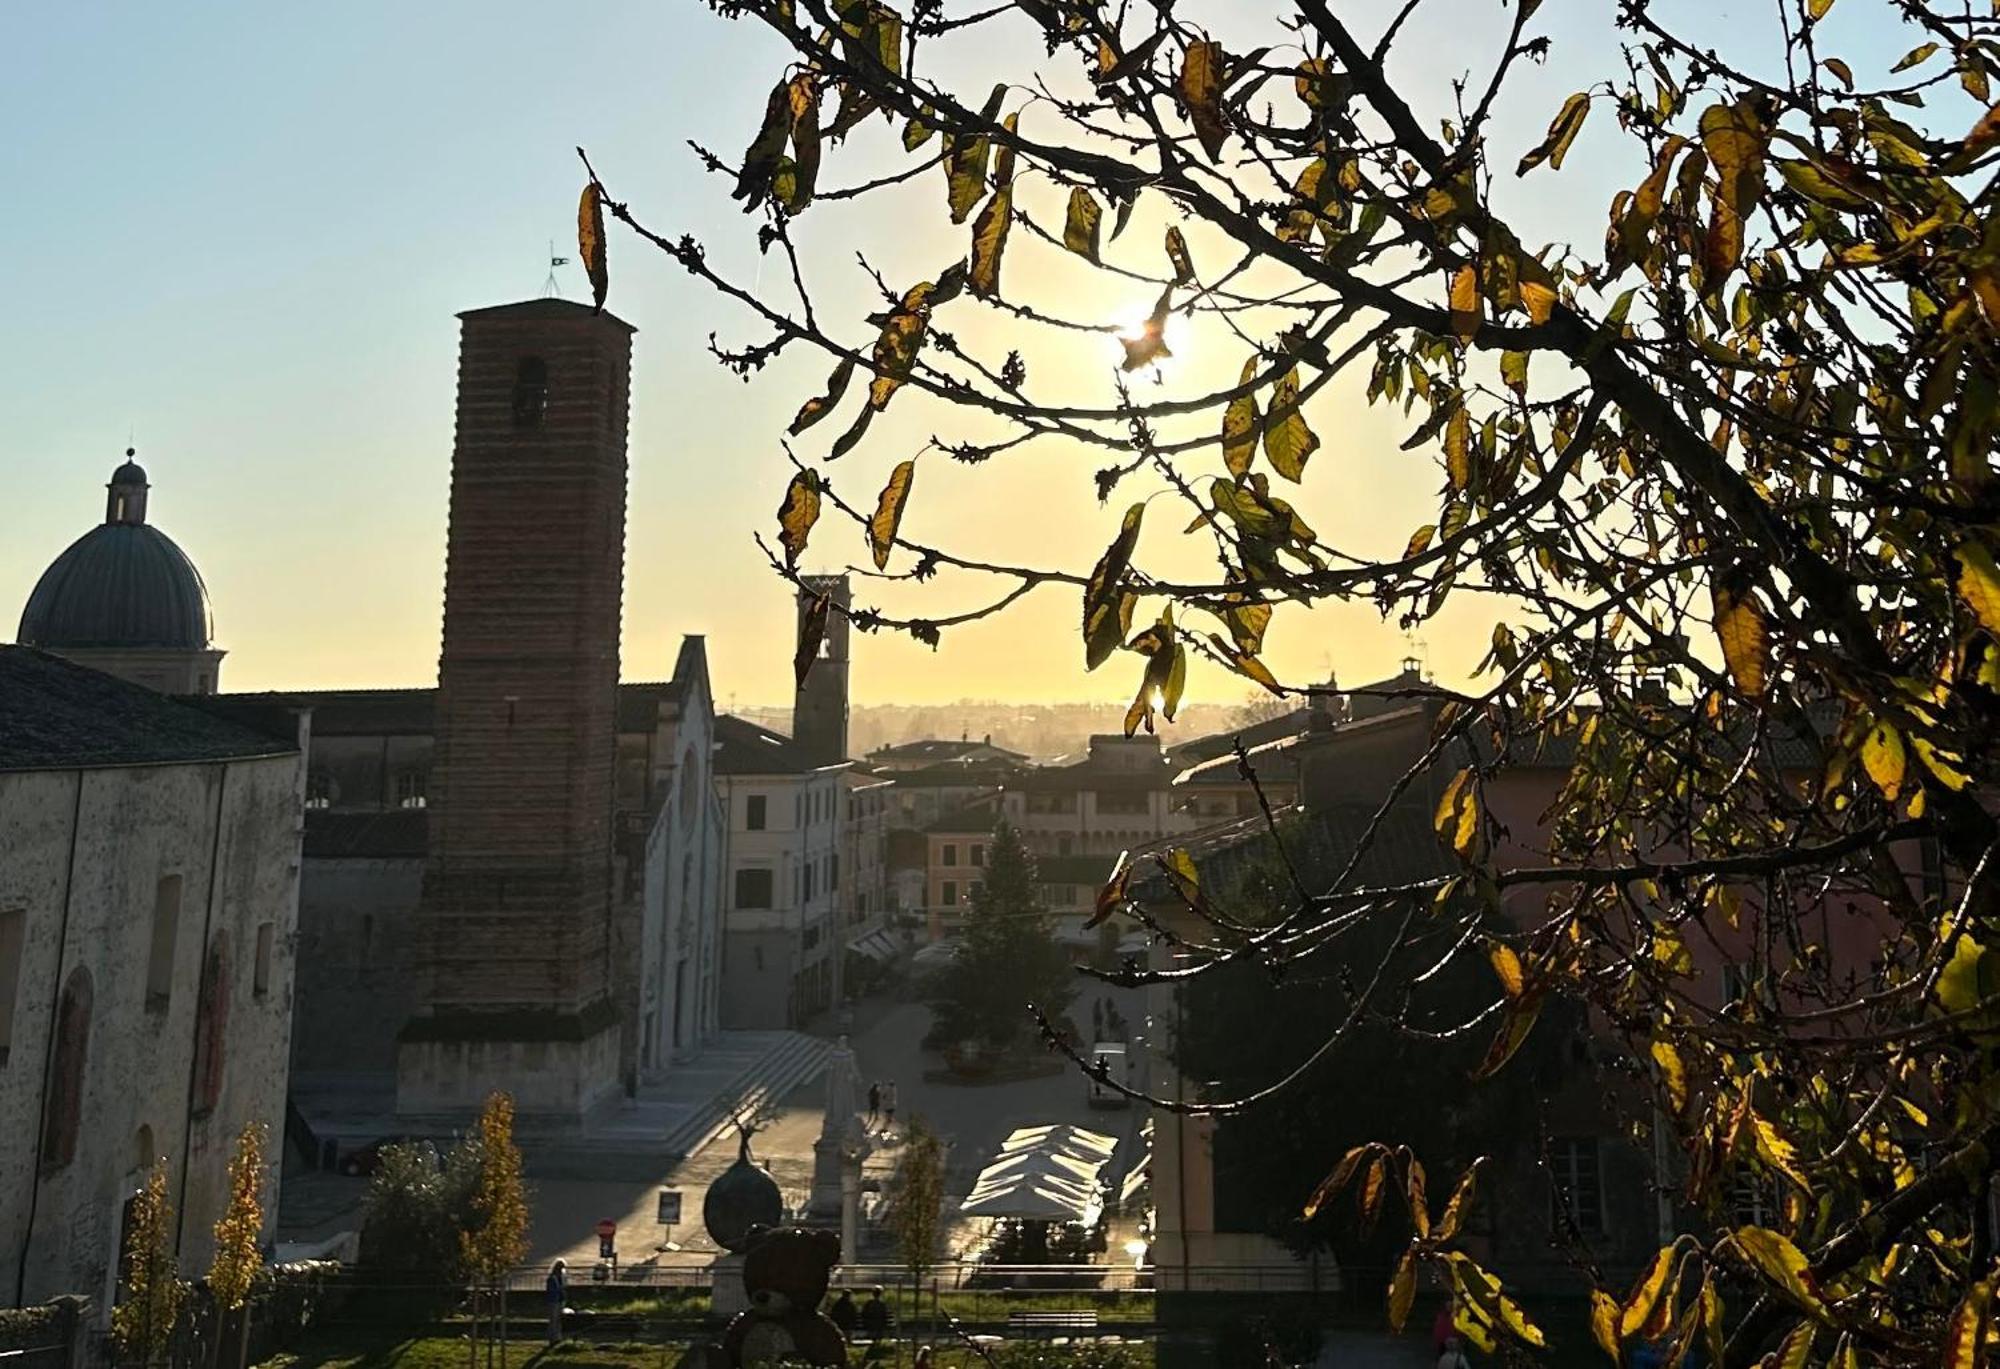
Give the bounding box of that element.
[809,1036,872,1227]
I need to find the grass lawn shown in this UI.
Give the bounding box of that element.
[260,1337,690,1369]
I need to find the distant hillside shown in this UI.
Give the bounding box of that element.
[731,698,1276,764]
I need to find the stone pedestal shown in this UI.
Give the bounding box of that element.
[709,1251,750,1319]
[395,1004,621,1117]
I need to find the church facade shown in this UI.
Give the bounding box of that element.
[0,648,304,1306]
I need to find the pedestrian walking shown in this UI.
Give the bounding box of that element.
[860,1286,891,1343]
[1438,1335,1471,1369]
[866,1081,882,1127]
[882,1079,898,1130]
[830,1289,858,1337]
[545,1258,568,1344]
[913,1347,934,1369]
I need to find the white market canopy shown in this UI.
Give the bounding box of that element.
[997,1125,1118,1166]
[960,1124,1120,1226]
[960,1173,1104,1225]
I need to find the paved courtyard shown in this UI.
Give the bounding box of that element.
[280,979,1153,1278]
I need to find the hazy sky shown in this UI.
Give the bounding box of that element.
[0,2,1937,712]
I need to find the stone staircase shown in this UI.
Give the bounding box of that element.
[526,1030,830,1180]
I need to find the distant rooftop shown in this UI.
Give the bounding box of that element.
[714,713,850,776]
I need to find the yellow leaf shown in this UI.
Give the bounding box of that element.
[1222,357,1261,478]
[1517,91,1591,175]
[1488,942,1525,999]
[1522,278,1557,324]
[1773,1321,1815,1369]
[1084,851,1130,931]
[1589,1288,1621,1363]
[1434,768,1481,860]
[789,358,855,436]
[578,183,608,312]
[1956,542,2000,634]
[1449,265,1482,342]
[868,281,935,411]
[1180,40,1227,160]
[1945,1279,1992,1369]
[1473,996,1541,1079]
[1446,406,1473,491]
[1620,1247,1675,1338]
[775,470,822,568]
[1063,187,1104,264]
[1861,722,1908,801]
[1165,226,1195,285]
[1711,581,1771,696]
[1388,1247,1418,1332]
[1083,503,1144,670]
[1303,1144,1371,1220]
[1359,1153,1388,1225]
[1263,367,1319,481]
[867,460,916,571]
[1732,1226,1829,1316]
[1967,102,2000,155]
[1752,1112,1812,1192]
[1652,1039,1688,1114]
[1406,1155,1430,1237]
[969,186,1013,299]
[1435,1159,1484,1240]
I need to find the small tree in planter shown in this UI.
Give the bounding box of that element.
[207,1123,267,1369]
[461,1093,530,1369]
[112,1159,186,1369]
[888,1118,945,1334]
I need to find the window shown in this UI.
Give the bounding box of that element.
[395,769,427,809]
[1059,835,1073,855]
[971,845,985,868]
[254,922,275,998]
[1027,792,1077,815]
[1550,1138,1604,1234]
[1096,791,1151,815]
[803,924,820,951]
[512,356,548,428]
[735,868,775,909]
[305,772,333,810]
[146,876,181,1010]
[747,795,767,831]
[796,794,804,827]
[805,864,816,901]
[42,968,92,1170]
[0,909,23,1065]
[830,854,840,891]
[942,881,959,907]
[943,844,959,867]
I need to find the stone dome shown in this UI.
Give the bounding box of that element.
[17,455,215,651]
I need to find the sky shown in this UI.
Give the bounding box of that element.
[0,1,1940,713]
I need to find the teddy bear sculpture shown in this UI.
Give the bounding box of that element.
[717,1225,849,1368]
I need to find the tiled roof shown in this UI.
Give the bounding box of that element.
[0,647,297,772]
[714,713,844,776]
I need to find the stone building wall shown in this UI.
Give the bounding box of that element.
[0,744,303,1305]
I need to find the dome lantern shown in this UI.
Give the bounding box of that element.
[106,449,149,526]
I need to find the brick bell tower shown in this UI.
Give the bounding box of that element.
[396,299,634,1118]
